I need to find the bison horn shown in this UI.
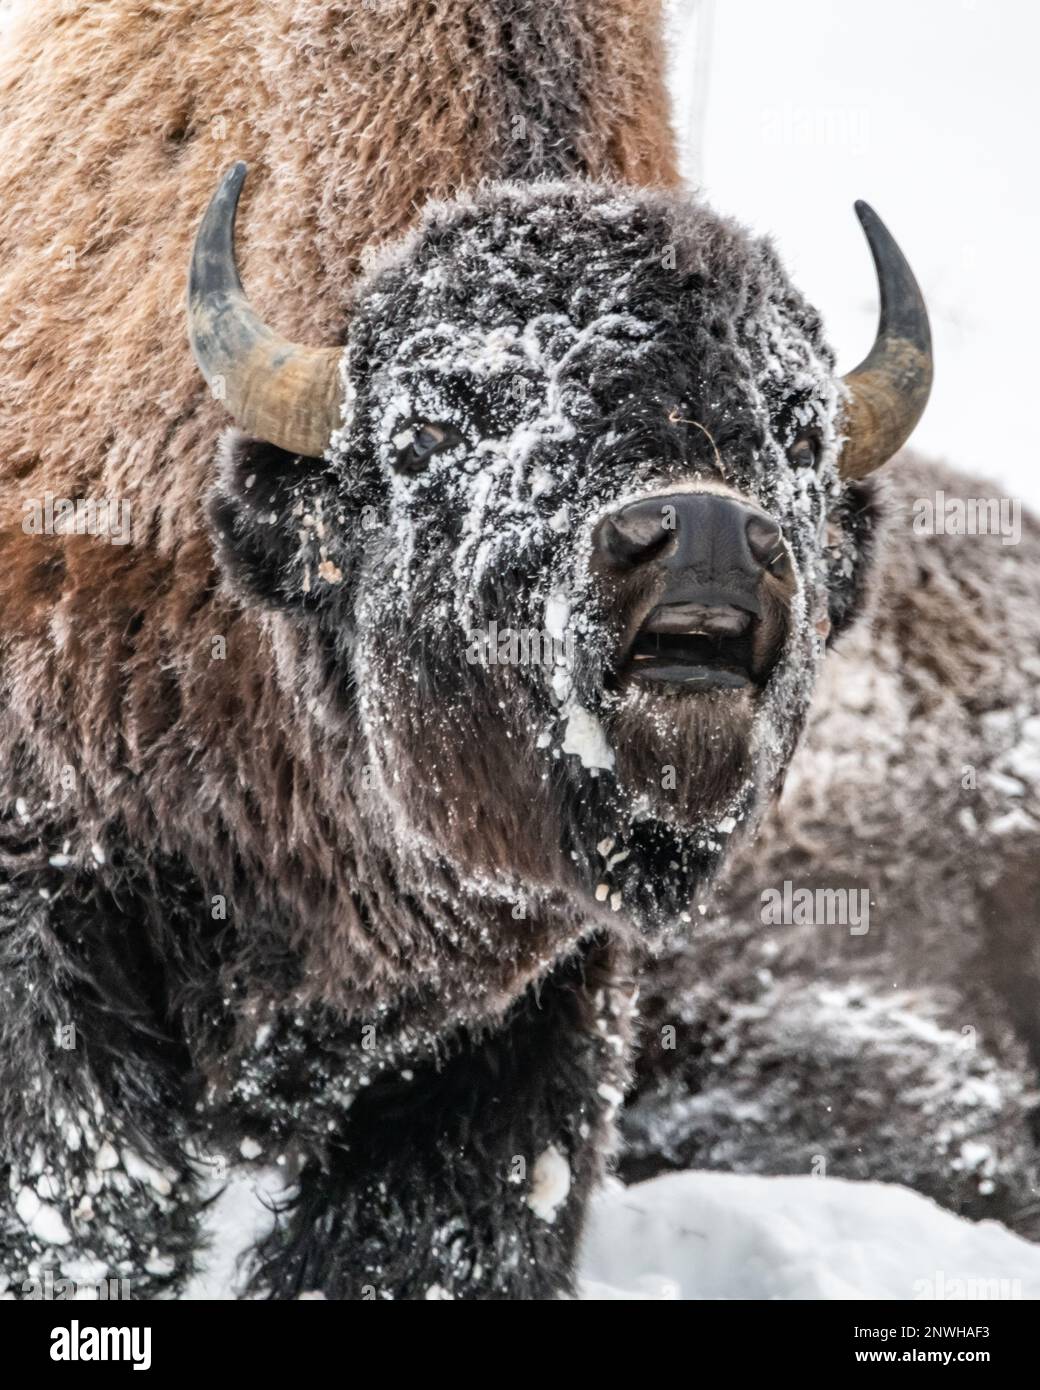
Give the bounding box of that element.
[188,162,344,458]
[838,201,933,479]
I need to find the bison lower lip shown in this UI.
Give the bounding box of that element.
[624,631,753,691]
[634,662,751,690]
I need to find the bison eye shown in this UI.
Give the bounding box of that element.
[391,421,460,474]
[787,430,821,468]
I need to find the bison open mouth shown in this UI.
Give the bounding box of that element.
[621,602,756,691]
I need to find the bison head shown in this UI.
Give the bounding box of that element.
[190,165,930,932]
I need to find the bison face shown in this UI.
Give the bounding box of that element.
[194,170,929,931]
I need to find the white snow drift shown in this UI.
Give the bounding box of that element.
[579,1171,1040,1300]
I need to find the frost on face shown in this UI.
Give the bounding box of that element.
[561,703,614,773]
[326,181,853,931]
[526,1144,572,1223]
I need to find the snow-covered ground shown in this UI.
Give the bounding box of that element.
[178,1165,1040,1300]
[581,1173,1040,1300]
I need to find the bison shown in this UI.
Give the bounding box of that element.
[2,0,1031,1302]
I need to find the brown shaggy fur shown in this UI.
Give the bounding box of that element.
[0,0,677,1009]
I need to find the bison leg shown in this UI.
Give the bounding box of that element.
[0,862,203,1298]
[243,941,632,1300]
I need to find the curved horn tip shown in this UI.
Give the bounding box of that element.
[203,163,249,239]
[853,200,894,259]
[838,200,933,480]
[189,161,252,309]
[195,163,249,243]
[853,198,877,229]
[187,164,344,459]
[851,199,932,355]
[221,161,248,201]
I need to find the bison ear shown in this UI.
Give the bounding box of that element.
[209,431,345,611]
[824,477,884,645]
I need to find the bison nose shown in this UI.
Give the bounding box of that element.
[592,491,785,616]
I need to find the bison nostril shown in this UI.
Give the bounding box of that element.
[745,515,788,572]
[745,515,781,560]
[594,492,788,594]
[593,509,672,567]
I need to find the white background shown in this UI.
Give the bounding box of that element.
[670,0,1040,504]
